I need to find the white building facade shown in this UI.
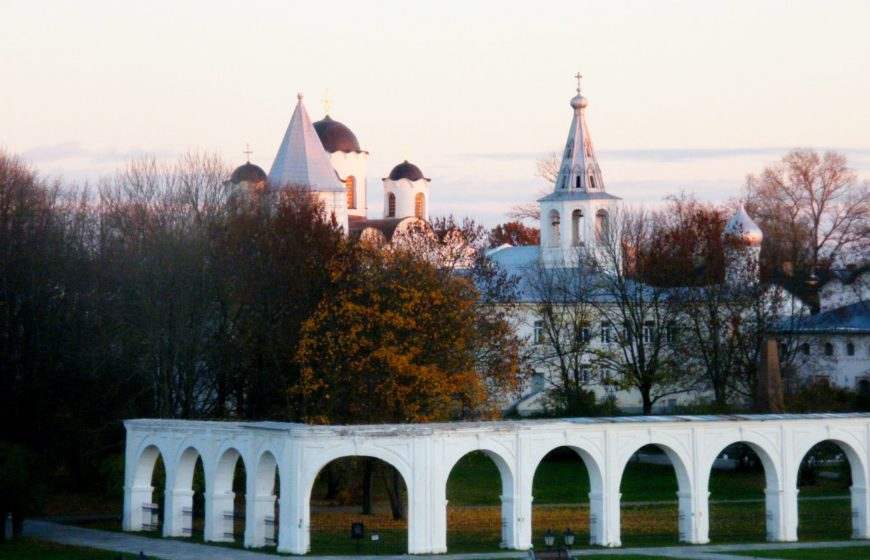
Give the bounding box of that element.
[123,414,870,553]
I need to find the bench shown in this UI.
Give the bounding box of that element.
[528,548,571,560]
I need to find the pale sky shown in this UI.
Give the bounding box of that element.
[2,1,869,225]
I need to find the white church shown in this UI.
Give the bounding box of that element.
[226,81,866,415]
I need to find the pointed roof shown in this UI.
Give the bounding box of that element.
[553,77,606,194]
[268,94,344,192]
[724,205,763,246]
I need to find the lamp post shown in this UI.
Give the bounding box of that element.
[544,529,555,550]
[563,528,575,548]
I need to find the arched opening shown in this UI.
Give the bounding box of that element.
[531,446,600,548]
[309,456,408,554]
[571,209,583,246]
[345,176,356,209]
[445,450,513,552]
[212,448,246,543]
[549,210,561,247]
[131,445,165,533]
[619,444,689,546]
[706,443,772,543]
[595,209,608,240]
[251,451,280,548]
[797,440,863,540]
[172,447,206,539]
[387,193,396,218]
[414,192,425,218]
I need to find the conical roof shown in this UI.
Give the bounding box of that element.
[554,79,605,193]
[268,94,344,192]
[724,205,763,246]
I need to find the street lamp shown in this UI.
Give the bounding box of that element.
[544,529,555,549]
[563,528,575,547]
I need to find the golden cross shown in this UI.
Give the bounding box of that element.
[243,143,253,162]
[575,72,583,93]
[323,89,332,115]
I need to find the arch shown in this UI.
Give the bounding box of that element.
[306,453,411,554]
[705,442,774,543]
[414,192,425,218]
[129,444,166,532]
[249,450,280,548]
[595,209,608,240]
[571,209,583,246]
[387,192,396,217]
[444,448,516,551]
[549,209,561,247]
[794,436,868,540]
[167,445,206,539]
[212,447,246,543]
[530,444,605,546]
[618,442,692,545]
[345,176,356,209]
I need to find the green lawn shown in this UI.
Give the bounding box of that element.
[740,545,870,559]
[0,538,140,559]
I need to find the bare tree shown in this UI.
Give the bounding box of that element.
[507,152,560,222]
[745,149,869,273]
[583,207,698,414]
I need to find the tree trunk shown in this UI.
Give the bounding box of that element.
[383,467,405,521]
[641,388,653,415]
[361,458,374,515]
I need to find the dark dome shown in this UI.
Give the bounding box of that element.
[230,162,267,184]
[388,160,428,181]
[313,115,362,153]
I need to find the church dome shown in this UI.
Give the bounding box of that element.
[230,161,267,184]
[387,160,428,181]
[313,115,362,153]
[723,206,763,246]
[570,94,588,110]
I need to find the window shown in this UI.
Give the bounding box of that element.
[549,210,561,247]
[532,372,546,392]
[576,176,582,189]
[580,367,592,384]
[345,176,356,209]
[533,320,545,345]
[824,342,834,356]
[595,209,608,239]
[589,175,596,190]
[571,209,583,246]
[665,323,676,344]
[414,192,425,218]
[779,342,788,357]
[642,321,654,344]
[579,326,591,343]
[387,193,396,217]
[600,322,612,344]
[847,342,855,356]
[801,342,810,356]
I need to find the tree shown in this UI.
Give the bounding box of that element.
[488,221,540,247]
[745,149,869,276]
[506,152,559,223]
[583,207,697,414]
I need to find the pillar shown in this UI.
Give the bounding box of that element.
[164,488,194,537]
[500,494,516,548]
[851,485,870,539]
[204,491,235,542]
[245,495,276,547]
[765,487,798,541]
[596,490,621,547]
[677,490,708,544]
[277,449,306,554]
[122,485,155,531]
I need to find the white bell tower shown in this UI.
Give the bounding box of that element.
[539,74,621,267]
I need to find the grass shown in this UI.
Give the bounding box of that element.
[0,538,140,559]
[740,545,870,559]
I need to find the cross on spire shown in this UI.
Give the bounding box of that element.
[323,89,332,116]
[574,72,583,94]
[243,143,253,162]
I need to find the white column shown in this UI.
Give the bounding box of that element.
[278,446,307,554]
[164,489,194,537]
[408,437,438,554]
[500,494,516,548]
[122,485,154,531]
[851,485,870,539]
[204,491,235,542]
[600,490,621,547]
[678,490,708,544]
[245,495,276,548]
[765,487,798,541]
[588,491,605,545]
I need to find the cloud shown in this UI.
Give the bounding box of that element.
[21,141,177,166]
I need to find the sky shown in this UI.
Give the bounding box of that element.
[2,1,869,225]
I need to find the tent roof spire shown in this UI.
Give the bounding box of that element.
[553,73,605,193]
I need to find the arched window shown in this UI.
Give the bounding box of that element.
[548,210,560,247]
[571,209,583,246]
[414,192,425,218]
[847,342,855,356]
[801,342,810,355]
[589,175,596,190]
[824,342,834,356]
[595,209,608,239]
[387,193,396,217]
[345,176,356,209]
[575,176,582,189]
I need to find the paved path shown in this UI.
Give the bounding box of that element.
[22,520,870,560]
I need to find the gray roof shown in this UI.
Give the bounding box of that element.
[538,190,622,203]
